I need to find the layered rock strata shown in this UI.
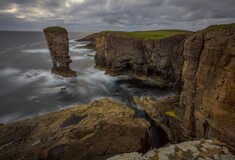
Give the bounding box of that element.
[92,32,187,89]
[181,24,235,147]
[77,32,98,50]
[134,96,188,143]
[80,23,235,148]
[43,26,76,77]
[0,98,150,160]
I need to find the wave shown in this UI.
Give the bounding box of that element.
[71,56,87,60]
[0,113,22,124]
[0,68,21,76]
[21,49,49,54]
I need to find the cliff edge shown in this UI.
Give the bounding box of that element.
[80,23,235,148]
[93,31,189,91]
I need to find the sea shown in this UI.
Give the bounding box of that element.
[0,31,173,147]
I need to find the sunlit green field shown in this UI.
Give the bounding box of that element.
[103,30,192,40]
[123,30,192,39]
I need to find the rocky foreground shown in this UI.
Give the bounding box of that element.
[0,98,150,160]
[108,140,235,160]
[0,98,234,160]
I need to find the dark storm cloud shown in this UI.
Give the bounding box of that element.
[0,0,234,31]
[167,0,235,19]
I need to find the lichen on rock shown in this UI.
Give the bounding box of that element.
[107,139,235,160]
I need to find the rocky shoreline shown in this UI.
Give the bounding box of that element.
[80,23,235,149]
[0,23,234,159]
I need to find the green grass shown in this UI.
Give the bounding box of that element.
[102,30,192,40]
[205,23,235,31]
[102,23,235,40]
[123,30,192,40]
[198,23,235,37]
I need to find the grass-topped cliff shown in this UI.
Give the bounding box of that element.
[123,30,192,39]
[204,23,235,31]
[101,30,192,40]
[198,23,235,36]
[102,23,235,40]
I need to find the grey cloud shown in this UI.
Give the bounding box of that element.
[0,0,234,31]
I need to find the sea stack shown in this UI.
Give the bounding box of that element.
[43,26,77,77]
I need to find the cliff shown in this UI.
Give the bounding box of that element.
[43,26,77,77]
[181,24,235,147]
[93,31,189,89]
[80,23,235,148]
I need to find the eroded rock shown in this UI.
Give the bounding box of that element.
[107,139,235,160]
[43,26,76,77]
[133,95,189,143]
[81,32,188,90]
[0,98,150,160]
[82,24,235,148]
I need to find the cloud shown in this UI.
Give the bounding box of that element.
[0,0,234,31]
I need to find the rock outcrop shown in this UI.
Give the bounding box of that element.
[107,139,235,160]
[92,32,188,89]
[0,98,150,160]
[43,26,77,77]
[181,24,235,147]
[134,96,188,143]
[133,24,235,148]
[77,32,98,50]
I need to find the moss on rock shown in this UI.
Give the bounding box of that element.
[43,26,67,33]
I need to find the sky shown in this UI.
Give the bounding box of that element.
[0,0,235,32]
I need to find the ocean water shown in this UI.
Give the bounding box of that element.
[0,31,173,147]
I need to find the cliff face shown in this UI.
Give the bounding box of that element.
[94,32,187,89]
[181,25,235,147]
[43,26,77,77]
[77,32,99,49]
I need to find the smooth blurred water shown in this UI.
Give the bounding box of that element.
[0,31,173,125]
